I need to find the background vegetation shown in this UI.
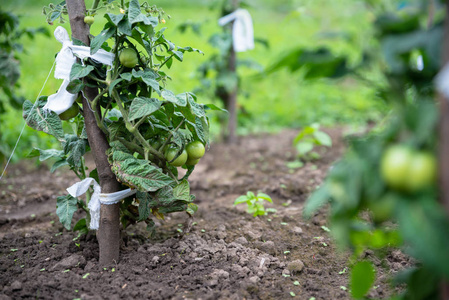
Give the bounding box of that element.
[2,0,386,161]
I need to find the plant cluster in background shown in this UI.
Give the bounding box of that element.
[0,9,48,164]
[234,191,273,217]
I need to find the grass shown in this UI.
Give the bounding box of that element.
[1,0,387,161]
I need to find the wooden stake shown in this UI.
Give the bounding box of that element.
[66,0,121,265]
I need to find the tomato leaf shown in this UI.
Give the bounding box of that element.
[23,98,65,142]
[111,150,173,192]
[173,180,190,201]
[56,194,78,230]
[128,0,158,26]
[70,63,94,81]
[128,97,162,121]
[90,26,115,55]
[350,261,376,298]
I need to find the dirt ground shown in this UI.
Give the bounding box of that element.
[0,128,411,299]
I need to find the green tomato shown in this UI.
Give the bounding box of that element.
[186,141,205,159]
[380,145,413,191]
[84,16,95,25]
[407,152,437,192]
[59,103,79,120]
[186,157,200,166]
[380,145,437,193]
[119,48,139,68]
[165,148,188,167]
[75,93,83,104]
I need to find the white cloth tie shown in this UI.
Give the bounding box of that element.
[67,178,136,230]
[218,9,254,52]
[436,62,449,100]
[44,26,115,115]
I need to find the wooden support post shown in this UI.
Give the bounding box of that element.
[439,1,449,298]
[66,0,121,265]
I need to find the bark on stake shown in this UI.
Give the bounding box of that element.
[66,0,121,265]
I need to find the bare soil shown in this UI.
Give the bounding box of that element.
[0,129,410,299]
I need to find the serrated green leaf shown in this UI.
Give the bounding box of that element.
[66,79,84,94]
[178,46,204,55]
[131,69,160,94]
[90,26,115,55]
[109,78,123,95]
[204,103,228,113]
[105,13,124,26]
[128,0,158,26]
[70,63,94,81]
[111,151,173,191]
[188,98,205,118]
[128,97,162,121]
[350,261,376,299]
[51,159,69,173]
[23,99,65,141]
[64,135,87,168]
[56,194,78,230]
[120,72,132,81]
[186,203,198,216]
[137,191,151,221]
[161,90,186,106]
[173,180,190,201]
[27,148,64,161]
[73,218,88,233]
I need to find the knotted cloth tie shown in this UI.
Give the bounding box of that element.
[218,9,254,52]
[67,178,136,230]
[43,26,115,114]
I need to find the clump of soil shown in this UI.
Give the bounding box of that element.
[0,129,411,299]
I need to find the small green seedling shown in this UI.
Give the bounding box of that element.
[292,123,332,161]
[234,192,273,217]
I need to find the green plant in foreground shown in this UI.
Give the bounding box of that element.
[23,0,224,234]
[234,191,273,217]
[304,1,448,299]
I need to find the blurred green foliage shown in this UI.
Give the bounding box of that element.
[2,0,387,162]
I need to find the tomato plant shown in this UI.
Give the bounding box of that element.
[23,0,224,239]
[303,1,449,299]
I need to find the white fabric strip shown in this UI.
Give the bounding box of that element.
[436,62,449,100]
[67,177,136,230]
[43,26,115,115]
[218,9,254,52]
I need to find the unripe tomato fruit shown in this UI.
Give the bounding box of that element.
[186,141,205,159]
[380,145,412,191]
[407,152,437,192]
[165,148,188,167]
[59,103,79,120]
[186,157,200,166]
[75,93,83,104]
[119,48,139,68]
[380,145,436,193]
[84,16,95,25]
